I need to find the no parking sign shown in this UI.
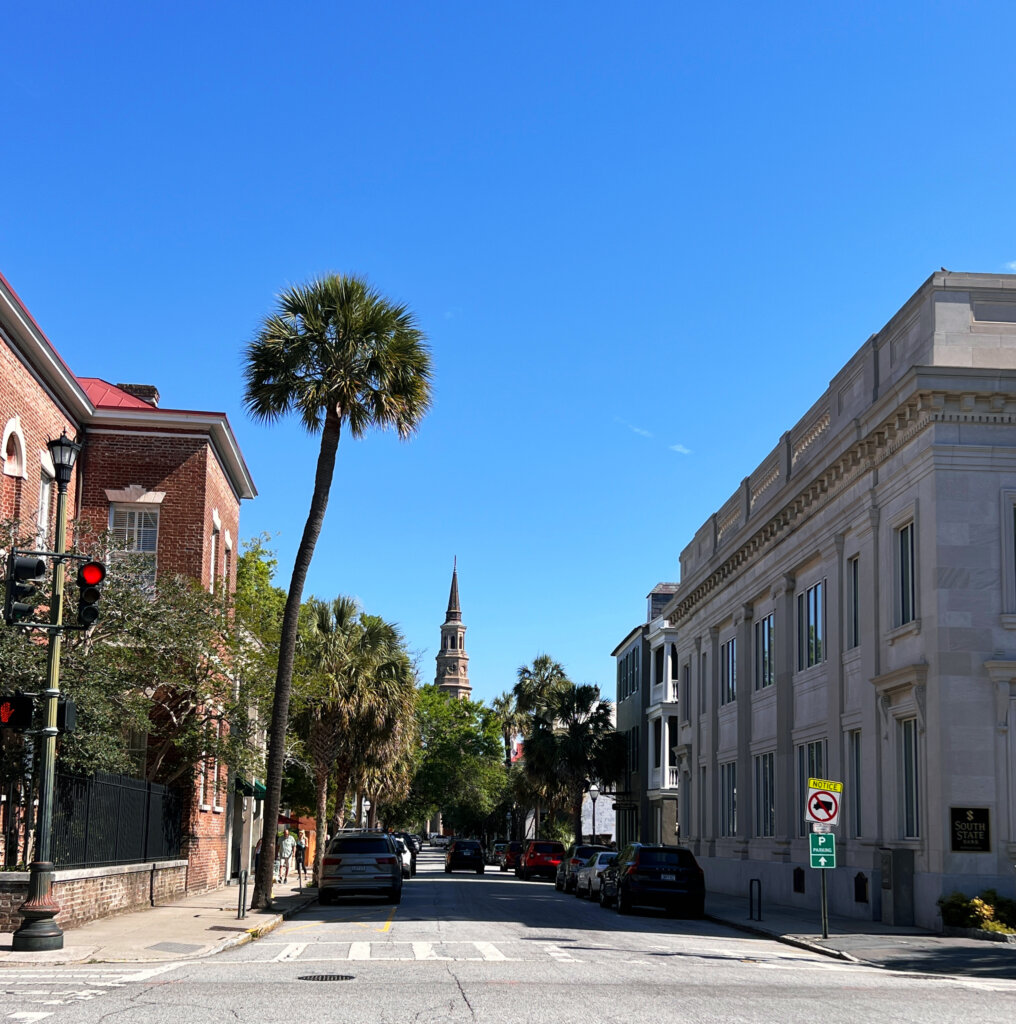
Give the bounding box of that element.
[805,777,843,827]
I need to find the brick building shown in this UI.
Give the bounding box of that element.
[0,270,257,915]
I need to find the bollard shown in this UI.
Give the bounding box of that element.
[748,877,762,921]
[237,869,248,919]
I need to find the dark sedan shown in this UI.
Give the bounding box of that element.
[600,843,705,916]
[445,839,485,874]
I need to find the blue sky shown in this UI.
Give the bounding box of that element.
[3,2,1016,704]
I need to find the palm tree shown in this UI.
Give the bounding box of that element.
[490,691,525,768]
[243,274,432,908]
[523,682,625,845]
[513,655,569,725]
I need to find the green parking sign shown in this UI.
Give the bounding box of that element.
[809,832,836,869]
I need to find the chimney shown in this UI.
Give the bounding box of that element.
[116,383,160,407]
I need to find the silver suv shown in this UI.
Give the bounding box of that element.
[319,830,403,905]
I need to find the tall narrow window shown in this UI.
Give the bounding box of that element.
[720,761,737,836]
[653,718,662,769]
[754,613,774,689]
[699,766,707,837]
[898,522,916,626]
[209,526,219,594]
[847,556,860,648]
[682,664,690,716]
[797,581,825,669]
[700,652,707,710]
[849,729,863,838]
[754,752,775,837]
[797,739,825,836]
[900,718,920,838]
[223,544,232,592]
[633,646,640,693]
[720,638,737,705]
[36,472,53,547]
[654,647,664,687]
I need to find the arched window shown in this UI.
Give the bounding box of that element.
[2,419,25,478]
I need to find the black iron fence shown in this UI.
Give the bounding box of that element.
[51,772,184,868]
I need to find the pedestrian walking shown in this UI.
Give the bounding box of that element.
[295,830,307,882]
[278,828,296,883]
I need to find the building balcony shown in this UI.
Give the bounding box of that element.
[649,767,680,792]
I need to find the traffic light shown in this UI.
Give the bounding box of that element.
[3,554,47,626]
[75,560,106,627]
[0,691,36,732]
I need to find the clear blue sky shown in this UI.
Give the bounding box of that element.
[4,3,1016,704]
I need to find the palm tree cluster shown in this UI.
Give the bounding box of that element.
[299,597,417,886]
[491,656,625,845]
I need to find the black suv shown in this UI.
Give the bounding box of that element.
[599,843,705,916]
[445,839,485,874]
[555,843,611,893]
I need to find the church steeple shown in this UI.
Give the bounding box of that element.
[435,558,471,700]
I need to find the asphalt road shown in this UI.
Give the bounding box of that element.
[5,849,1015,1023]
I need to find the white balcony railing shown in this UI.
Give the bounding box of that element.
[668,766,680,788]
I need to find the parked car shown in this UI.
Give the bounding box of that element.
[516,839,566,881]
[573,851,616,899]
[499,841,523,872]
[555,843,611,893]
[445,839,485,874]
[489,841,507,866]
[393,837,413,879]
[599,843,705,916]
[432,834,452,848]
[319,830,403,905]
[393,832,418,875]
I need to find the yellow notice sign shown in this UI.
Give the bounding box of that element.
[808,777,844,794]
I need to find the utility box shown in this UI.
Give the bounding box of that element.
[879,848,914,926]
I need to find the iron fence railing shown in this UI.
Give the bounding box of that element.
[51,772,184,868]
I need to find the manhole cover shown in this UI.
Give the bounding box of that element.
[299,975,355,982]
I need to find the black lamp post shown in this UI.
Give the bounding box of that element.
[12,431,80,952]
[589,783,599,843]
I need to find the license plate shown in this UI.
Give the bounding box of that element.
[662,873,676,881]
[351,864,368,873]
[462,850,473,855]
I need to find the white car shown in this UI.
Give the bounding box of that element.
[394,837,412,879]
[432,834,451,848]
[573,851,617,899]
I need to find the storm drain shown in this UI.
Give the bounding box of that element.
[299,975,355,982]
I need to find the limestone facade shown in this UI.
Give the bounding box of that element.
[659,271,1016,929]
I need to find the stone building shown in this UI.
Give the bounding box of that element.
[658,271,1016,929]
[435,559,471,700]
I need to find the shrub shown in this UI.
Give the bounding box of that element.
[938,889,1016,933]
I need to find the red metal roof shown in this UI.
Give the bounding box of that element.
[77,377,156,410]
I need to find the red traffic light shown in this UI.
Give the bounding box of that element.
[0,700,13,725]
[79,561,106,587]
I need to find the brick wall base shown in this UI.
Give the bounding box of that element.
[0,861,188,933]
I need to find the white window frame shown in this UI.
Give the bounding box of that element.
[753,751,775,837]
[720,761,737,837]
[109,504,160,585]
[754,613,774,690]
[899,717,920,839]
[720,637,737,705]
[846,555,860,649]
[797,580,825,670]
[897,521,916,627]
[36,469,54,547]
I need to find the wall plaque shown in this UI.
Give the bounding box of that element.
[950,807,991,853]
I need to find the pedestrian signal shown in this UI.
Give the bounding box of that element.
[3,554,47,626]
[0,691,35,732]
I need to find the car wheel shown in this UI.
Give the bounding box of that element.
[615,887,631,915]
[599,887,611,909]
[411,866,417,877]
[390,888,402,905]
[690,897,705,919]
[319,890,333,906]
[500,863,507,872]
[565,877,575,894]
[521,868,529,881]
[445,865,452,874]
[555,876,563,891]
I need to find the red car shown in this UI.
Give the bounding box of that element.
[499,841,523,872]
[516,840,566,881]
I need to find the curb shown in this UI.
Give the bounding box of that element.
[211,894,319,957]
[705,913,861,963]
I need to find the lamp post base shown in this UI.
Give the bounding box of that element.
[11,861,64,951]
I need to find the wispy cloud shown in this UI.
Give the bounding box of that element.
[1005,261,1016,272]
[615,416,653,438]
[669,443,692,455]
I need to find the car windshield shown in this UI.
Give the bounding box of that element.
[573,845,606,859]
[456,841,481,850]
[329,837,390,855]
[598,853,616,865]
[638,849,697,867]
[508,842,522,852]
[531,843,562,854]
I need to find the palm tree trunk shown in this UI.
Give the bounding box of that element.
[251,409,342,910]
[313,763,329,887]
[574,794,584,847]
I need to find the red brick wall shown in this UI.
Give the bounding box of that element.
[0,862,188,932]
[0,334,79,543]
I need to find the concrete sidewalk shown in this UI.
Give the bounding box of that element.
[0,881,316,966]
[705,890,1016,979]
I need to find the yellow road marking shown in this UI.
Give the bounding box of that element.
[378,905,398,932]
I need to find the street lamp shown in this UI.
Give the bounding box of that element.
[362,798,371,827]
[589,783,599,843]
[13,431,80,952]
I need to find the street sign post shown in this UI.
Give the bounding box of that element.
[804,778,843,939]
[809,832,836,868]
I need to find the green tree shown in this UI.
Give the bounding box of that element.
[490,691,525,768]
[513,654,569,723]
[406,685,505,835]
[242,274,432,908]
[523,682,625,846]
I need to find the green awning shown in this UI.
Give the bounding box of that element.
[235,778,267,800]
[254,780,267,800]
